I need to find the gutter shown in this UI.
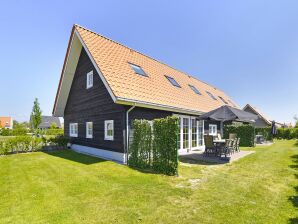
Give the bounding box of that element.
[125,104,136,164]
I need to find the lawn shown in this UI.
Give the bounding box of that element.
[0,140,297,224]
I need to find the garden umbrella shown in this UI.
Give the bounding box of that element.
[199,105,258,123]
[271,120,277,135]
[198,105,258,136]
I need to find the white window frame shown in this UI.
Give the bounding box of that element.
[209,124,217,136]
[69,123,78,137]
[104,120,114,141]
[86,70,93,89]
[86,122,93,138]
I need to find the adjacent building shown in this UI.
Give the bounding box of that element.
[0,117,13,129]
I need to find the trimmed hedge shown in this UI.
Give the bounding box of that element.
[128,116,179,176]
[276,128,298,139]
[224,124,255,147]
[0,135,69,155]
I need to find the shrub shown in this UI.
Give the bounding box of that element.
[44,129,64,136]
[152,116,179,175]
[128,116,179,176]
[0,135,69,155]
[276,128,298,139]
[128,120,152,169]
[224,124,255,147]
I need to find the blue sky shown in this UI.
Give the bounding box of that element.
[0,0,297,124]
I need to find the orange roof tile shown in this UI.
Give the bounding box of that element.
[54,25,239,115]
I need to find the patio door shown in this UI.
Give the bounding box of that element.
[177,115,204,152]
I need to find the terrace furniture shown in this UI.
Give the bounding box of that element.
[236,138,241,152]
[229,133,237,140]
[204,135,217,157]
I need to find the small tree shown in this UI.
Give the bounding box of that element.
[30,98,42,132]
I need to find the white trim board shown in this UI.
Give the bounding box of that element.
[71,144,126,164]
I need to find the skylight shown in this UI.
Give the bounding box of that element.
[218,96,228,104]
[129,63,148,77]
[206,91,217,100]
[165,76,181,88]
[189,85,201,95]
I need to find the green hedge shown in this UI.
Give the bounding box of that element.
[128,116,179,176]
[128,120,152,169]
[255,127,273,141]
[224,124,255,147]
[0,135,69,155]
[276,128,298,139]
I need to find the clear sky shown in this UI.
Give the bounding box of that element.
[0,0,297,124]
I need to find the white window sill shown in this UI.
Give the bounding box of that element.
[104,137,114,141]
[70,135,78,137]
[86,136,93,139]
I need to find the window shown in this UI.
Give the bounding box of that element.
[165,75,181,88]
[182,118,189,149]
[206,91,217,100]
[129,63,148,77]
[209,124,217,136]
[218,96,228,104]
[189,85,201,95]
[104,120,114,140]
[86,70,93,89]
[86,122,93,138]
[69,123,78,137]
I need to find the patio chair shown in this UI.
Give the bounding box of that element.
[204,135,216,157]
[229,133,237,140]
[236,138,241,152]
[220,139,233,157]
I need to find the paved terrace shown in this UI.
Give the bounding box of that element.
[179,150,255,164]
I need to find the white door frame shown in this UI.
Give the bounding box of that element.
[175,114,205,153]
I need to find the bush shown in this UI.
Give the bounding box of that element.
[43,129,64,136]
[0,135,69,155]
[152,116,179,175]
[224,124,255,147]
[128,116,179,176]
[276,128,298,139]
[128,120,152,169]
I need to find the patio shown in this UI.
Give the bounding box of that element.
[179,150,255,164]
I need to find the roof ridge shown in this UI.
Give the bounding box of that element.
[74,24,222,92]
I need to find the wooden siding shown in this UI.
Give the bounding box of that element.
[64,48,126,153]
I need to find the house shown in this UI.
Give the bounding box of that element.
[39,116,62,129]
[243,104,272,128]
[0,117,13,129]
[53,24,239,163]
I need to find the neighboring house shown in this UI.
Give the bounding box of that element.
[39,116,62,129]
[243,104,272,128]
[53,24,239,163]
[0,117,13,129]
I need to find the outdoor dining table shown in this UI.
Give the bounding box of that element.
[213,139,226,157]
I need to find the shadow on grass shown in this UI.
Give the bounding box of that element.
[43,149,105,165]
[179,155,227,165]
[289,155,298,224]
[295,141,298,147]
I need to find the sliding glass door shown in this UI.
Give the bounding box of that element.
[178,116,204,151]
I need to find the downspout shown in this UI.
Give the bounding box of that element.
[125,104,136,164]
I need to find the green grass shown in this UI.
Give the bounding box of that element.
[0,140,297,223]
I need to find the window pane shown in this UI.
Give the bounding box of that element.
[206,91,217,100]
[129,63,148,77]
[218,96,228,104]
[191,119,197,147]
[189,85,201,95]
[183,118,189,149]
[165,76,181,88]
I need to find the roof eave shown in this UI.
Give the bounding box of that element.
[116,97,204,116]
